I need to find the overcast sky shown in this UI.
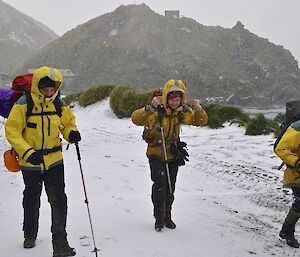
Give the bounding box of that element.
[3,0,300,63]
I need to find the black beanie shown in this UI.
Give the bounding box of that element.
[38,76,56,89]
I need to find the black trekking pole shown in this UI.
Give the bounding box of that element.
[75,143,100,256]
[278,161,285,170]
[157,107,173,195]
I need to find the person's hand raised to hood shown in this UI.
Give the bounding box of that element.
[188,98,203,111]
[151,96,162,108]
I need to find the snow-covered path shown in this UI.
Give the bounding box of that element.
[0,100,298,257]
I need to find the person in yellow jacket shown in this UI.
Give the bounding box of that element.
[275,121,300,248]
[5,66,80,257]
[131,79,208,231]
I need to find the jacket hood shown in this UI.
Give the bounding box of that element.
[162,79,186,108]
[31,66,63,103]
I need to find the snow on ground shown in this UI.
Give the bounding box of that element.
[0,99,298,257]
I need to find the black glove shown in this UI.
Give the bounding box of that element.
[69,130,81,143]
[27,151,43,165]
[177,142,189,160]
[170,141,189,166]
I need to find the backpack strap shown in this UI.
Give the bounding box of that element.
[53,96,62,117]
[274,114,300,151]
[26,93,63,118]
[25,92,34,119]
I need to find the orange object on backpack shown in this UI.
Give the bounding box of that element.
[4,148,20,172]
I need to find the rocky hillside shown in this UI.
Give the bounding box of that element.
[0,0,58,75]
[19,4,300,106]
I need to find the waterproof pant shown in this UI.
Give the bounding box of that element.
[148,157,179,221]
[22,164,68,245]
[291,187,300,213]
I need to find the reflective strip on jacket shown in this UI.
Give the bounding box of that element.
[5,66,79,171]
[275,120,300,187]
[131,79,208,161]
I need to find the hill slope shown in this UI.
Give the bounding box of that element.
[20,4,300,106]
[0,0,58,75]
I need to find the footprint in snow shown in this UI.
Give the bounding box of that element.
[79,235,91,247]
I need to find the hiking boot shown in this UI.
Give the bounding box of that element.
[165,218,176,229]
[23,238,36,248]
[154,219,164,232]
[53,243,76,257]
[279,207,300,248]
[279,222,299,248]
[53,246,76,257]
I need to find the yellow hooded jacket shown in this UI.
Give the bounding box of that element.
[275,120,300,187]
[131,79,208,161]
[5,66,79,171]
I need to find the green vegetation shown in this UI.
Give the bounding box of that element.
[274,112,285,125]
[245,114,278,135]
[78,85,115,107]
[273,113,285,137]
[63,84,115,106]
[205,104,250,129]
[204,104,282,136]
[63,91,83,106]
[204,103,285,137]
[109,86,151,118]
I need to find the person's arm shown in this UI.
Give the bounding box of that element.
[132,96,161,126]
[131,106,153,126]
[275,126,300,167]
[182,99,208,126]
[59,106,79,143]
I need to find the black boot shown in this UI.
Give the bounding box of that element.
[280,222,299,248]
[154,218,164,232]
[53,240,76,257]
[165,218,176,229]
[153,203,165,232]
[165,190,175,229]
[279,208,300,248]
[23,238,36,248]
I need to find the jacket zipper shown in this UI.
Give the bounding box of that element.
[47,116,50,136]
[41,103,46,171]
[166,116,171,140]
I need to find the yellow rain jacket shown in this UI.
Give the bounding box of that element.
[5,66,79,171]
[131,79,208,161]
[275,120,300,187]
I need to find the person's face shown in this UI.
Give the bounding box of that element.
[40,87,55,97]
[168,97,181,110]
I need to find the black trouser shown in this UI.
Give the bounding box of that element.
[22,164,68,244]
[149,157,179,221]
[291,187,300,213]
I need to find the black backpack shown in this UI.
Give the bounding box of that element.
[274,101,300,151]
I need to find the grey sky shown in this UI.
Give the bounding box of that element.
[3,0,300,63]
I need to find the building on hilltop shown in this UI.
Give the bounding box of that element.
[165,10,180,19]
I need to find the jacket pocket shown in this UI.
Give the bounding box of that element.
[27,122,37,128]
